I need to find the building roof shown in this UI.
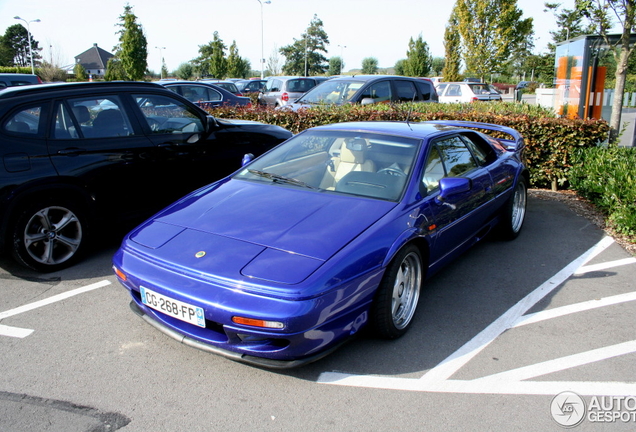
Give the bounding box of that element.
[75,44,114,70]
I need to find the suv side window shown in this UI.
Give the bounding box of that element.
[134,94,204,134]
[3,105,42,136]
[416,81,433,101]
[60,96,132,139]
[395,80,418,102]
[360,81,391,103]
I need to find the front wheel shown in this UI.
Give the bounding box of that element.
[11,200,89,272]
[498,176,527,240]
[371,245,423,339]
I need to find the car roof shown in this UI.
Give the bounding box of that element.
[308,121,467,139]
[327,75,423,82]
[0,81,165,100]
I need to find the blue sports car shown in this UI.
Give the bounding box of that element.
[113,120,528,368]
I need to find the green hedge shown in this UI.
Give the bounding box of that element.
[0,66,37,75]
[570,146,636,236]
[207,102,609,189]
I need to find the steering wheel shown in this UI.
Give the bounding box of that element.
[378,167,407,178]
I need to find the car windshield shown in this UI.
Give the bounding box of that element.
[295,80,365,105]
[234,130,421,201]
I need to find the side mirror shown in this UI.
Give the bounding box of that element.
[436,177,471,204]
[205,115,219,132]
[360,98,376,106]
[242,153,254,166]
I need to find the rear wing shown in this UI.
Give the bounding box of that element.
[427,120,525,152]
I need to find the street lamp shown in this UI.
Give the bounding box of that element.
[14,16,41,75]
[257,0,271,79]
[155,46,166,79]
[338,44,346,75]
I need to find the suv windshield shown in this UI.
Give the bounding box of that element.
[296,80,365,105]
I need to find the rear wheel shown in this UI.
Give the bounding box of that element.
[371,245,423,339]
[498,176,527,240]
[11,199,89,272]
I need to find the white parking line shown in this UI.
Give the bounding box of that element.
[318,236,636,396]
[0,280,111,338]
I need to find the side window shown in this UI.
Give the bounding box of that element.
[204,87,222,102]
[395,80,418,102]
[361,81,391,102]
[65,96,132,138]
[134,94,204,134]
[3,105,42,136]
[422,145,446,192]
[437,136,478,177]
[416,81,432,101]
[447,84,462,97]
[459,133,495,166]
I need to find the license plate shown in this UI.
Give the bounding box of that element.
[140,286,206,328]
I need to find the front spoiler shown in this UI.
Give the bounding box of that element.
[129,301,346,370]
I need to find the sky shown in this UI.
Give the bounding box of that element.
[0,0,576,75]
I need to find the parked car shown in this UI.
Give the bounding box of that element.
[235,79,267,94]
[283,75,438,111]
[436,82,502,103]
[0,81,292,272]
[198,79,243,96]
[158,80,251,108]
[258,76,326,108]
[113,119,528,368]
[0,73,42,89]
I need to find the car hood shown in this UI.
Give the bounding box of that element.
[128,179,395,284]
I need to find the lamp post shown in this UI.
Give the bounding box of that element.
[338,44,346,75]
[155,46,166,79]
[257,0,271,79]
[14,16,41,75]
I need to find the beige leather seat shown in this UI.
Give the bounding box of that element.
[321,138,375,189]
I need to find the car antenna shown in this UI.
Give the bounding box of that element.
[405,93,416,129]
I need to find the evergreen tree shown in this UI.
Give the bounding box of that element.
[0,24,42,67]
[394,59,407,76]
[443,10,462,82]
[114,4,148,81]
[176,63,194,80]
[74,62,87,80]
[403,35,432,77]
[226,41,250,78]
[328,56,343,75]
[104,58,127,81]
[361,57,379,74]
[195,32,227,78]
[280,15,329,76]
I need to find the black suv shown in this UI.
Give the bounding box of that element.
[0,81,292,271]
[284,75,438,111]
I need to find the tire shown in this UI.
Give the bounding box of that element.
[11,199,88,272]
[371,245,423,339]
[498,176,527,240]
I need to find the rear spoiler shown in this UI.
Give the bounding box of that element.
[426,120,525,152]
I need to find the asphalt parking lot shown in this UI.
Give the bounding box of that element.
[1,194,635,431]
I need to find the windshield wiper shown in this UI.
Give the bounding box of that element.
[248,169,319,190]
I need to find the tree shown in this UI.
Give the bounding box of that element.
[104,58,127,81]
[176,63,194,80]
[0,24,42,67]
[443,10,462,82]
[361,57,379,74]
[328,56,343,75]
[74,62,87,80]
[39,61,67,82]
[431,57,445,76]
[576,0,636,142]
[226,41,251,78]
[267,46,282,76]
[454,0,534,80]
[194,32,228,78]
[280,14,329,76]
[403,35,432,77]
[113,4,148,81]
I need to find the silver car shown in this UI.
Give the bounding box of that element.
[436,82,502,103]
[258,76,326,108]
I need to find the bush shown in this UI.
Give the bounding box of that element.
[205,102,608,189]
[570,146,636,236]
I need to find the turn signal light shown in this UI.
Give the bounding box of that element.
[113,266,127,282]
[232,316,284,329]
